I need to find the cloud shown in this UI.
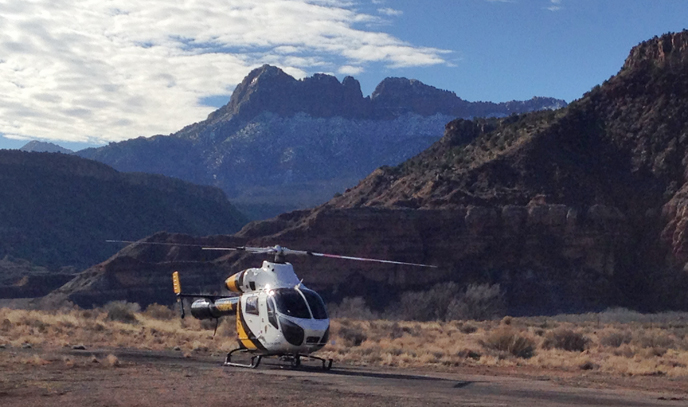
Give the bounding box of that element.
[546,0,563,11]
[338,65,364,75]
[378,8,402,16]
[0,0,450,144]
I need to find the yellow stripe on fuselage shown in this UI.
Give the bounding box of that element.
[235,303,257,350]
[226,272,244,293]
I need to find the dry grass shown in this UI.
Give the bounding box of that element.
[1,306,688,378]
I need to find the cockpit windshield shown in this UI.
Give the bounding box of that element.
[300,288,328,320]
[272,288,311,319]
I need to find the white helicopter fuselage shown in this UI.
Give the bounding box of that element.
[219,260,330,356]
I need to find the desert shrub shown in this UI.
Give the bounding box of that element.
[396,282,504,322]
[389,322,406,339]
[200,318,220,331]
[1,318,12,331]
[144,303,176,320]
[337,325,367,347]
[600,330,633,348]
[446,283,505,321]
[579,360,598,370]
[397,282,460,321]
[328,297,377,320]
[458,323,478,334]
[480,328,535,358]
[456,349,481,360]
[542,329,589,352]
[633,332,676,349]
[613,344,635,358]
[104,301,140,324]
[106,354,120,367]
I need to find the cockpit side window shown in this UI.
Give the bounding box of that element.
[272,288,311,319]
[245,295,259,316]
[267,297,279,328]
[300,289,328,320]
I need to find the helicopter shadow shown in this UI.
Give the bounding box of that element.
[260,361,475,388]
[326,367,474,388]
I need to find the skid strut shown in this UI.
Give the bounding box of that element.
[224,348,262,369]
[304,354,333,371]
[280,354,332,370]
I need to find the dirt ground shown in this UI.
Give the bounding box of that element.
[1,346,687,407]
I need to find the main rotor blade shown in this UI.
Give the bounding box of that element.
[314,253,437,268]
[289,249,437,268]
[109,241,436,268]
[202,246,269,254]
[106,239,206,248]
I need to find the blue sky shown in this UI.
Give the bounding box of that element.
[0,0,686,151]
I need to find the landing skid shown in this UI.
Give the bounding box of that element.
[279,354,333,371]
[224,348,262,369]
[222,349,333,371]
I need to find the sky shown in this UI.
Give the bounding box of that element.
[0,0,686,151]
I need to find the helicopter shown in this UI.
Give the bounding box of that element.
[110,241,436,370]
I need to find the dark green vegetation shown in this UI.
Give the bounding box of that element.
[0,150,246,270]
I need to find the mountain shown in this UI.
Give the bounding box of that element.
[50,31,688,314]
[0,150,247,273]
[19,141,73,154]
[77,66,565,219]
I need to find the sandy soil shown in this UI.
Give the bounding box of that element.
[1,346,687,407]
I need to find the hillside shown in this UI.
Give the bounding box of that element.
[0,150,246,273]
[49,31,688,314]
[77,67,565,218]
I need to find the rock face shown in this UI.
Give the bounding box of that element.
[53,31,688,314]
[77,65,565,219]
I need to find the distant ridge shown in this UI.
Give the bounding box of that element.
[19,140,73,154]
[0,150,247,270]
[78,66,566,218]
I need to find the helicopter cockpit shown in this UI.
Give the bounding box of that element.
[270,287,328,320]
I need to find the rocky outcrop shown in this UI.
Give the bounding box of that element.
[54,202,630,313]
[623,31,688,71]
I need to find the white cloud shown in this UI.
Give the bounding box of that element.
[547,0,563,11]
[338,65,364,75]
[0,0,450,144]
[378,8,402,16]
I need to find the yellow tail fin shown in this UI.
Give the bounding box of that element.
[172,271,181,295]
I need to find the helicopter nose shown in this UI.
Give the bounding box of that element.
[305,326,330,346]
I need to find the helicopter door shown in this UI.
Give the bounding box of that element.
[238,294,264,350]
[258,294,279,346]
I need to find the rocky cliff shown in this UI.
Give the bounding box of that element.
[77,66,565,219]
